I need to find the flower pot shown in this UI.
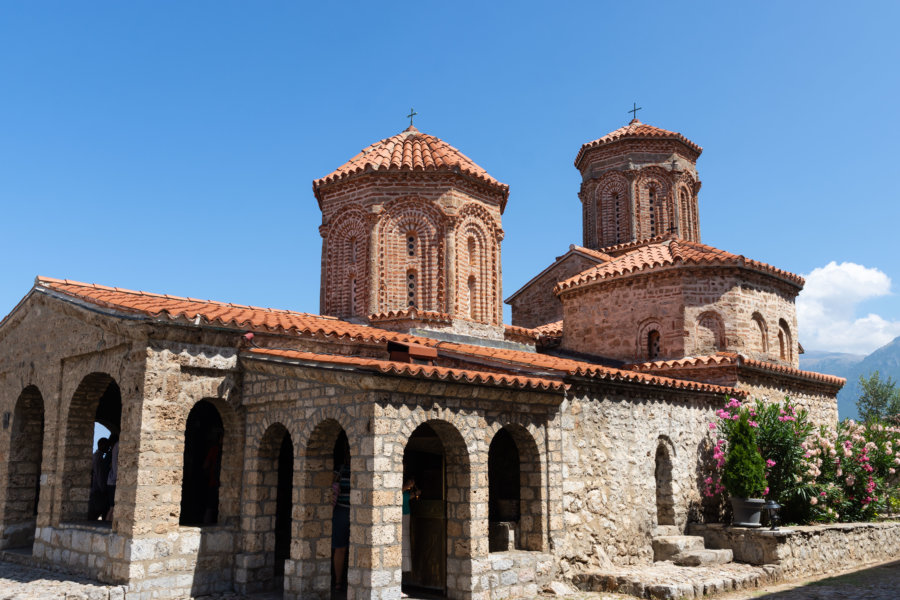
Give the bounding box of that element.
[730,497,765,527]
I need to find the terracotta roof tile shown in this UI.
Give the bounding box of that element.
[247,348,567,393]
[533,320,563,337]
[555,238,804,294]
[575,119,702,168]
[33,277,739,397]
[625,352,846,388]
[570,245,614,262]
[313,126,509,202]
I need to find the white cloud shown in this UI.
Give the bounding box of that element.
[797,261,900,355]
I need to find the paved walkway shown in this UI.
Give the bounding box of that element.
[0,559,897,599]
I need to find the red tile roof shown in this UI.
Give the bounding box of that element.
[31,277,739,397]
[571,245,615,262]
[313,125,509,203]
[247,347,567,393]
[575,119,702,168]
[533,320,563,337]
[625,352,846,388]
[555,238,805,294]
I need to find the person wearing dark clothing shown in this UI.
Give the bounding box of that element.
[88,438,110,520]
[332,456,351,591]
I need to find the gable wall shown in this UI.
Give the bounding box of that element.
[508,254,599,329]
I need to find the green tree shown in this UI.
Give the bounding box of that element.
[722,413,767,498]
[856,371,900,422]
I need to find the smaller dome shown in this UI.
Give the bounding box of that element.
[314,125,509,203]
[574,119,702,169]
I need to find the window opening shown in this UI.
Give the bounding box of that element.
[180,400,225,525]
[649,188,656,236]
[407,235,416,257]
[648,330,661,360]
[468,275,476,320]
[407,271,417,308]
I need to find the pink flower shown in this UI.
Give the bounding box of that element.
[810,497,818,505]
[748,420,759,428]
[709,422,716,430]
[820,491,826,497]
[766,459,777,467]
[764,486,769,495]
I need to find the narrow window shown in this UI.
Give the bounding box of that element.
[349,277,356,317]
[350,237,357,263]
[648,330,661,360]
[649,188,656,236]
[614,192,621,243]
[467,237,476,267]
[407,271,416,308]
[407,234,416,258]
[468,275,477,320]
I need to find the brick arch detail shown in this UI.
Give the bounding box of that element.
[751,312,769,356]
[455,213,498,324]
[636,168,673,238]
[324,207,370,318]
[375,198,447,314]
[637,318,664,361]
[596,172,631,248]
[695,310,726,354]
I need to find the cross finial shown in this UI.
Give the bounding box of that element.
[628,102,642,121]
[406,107,418,127]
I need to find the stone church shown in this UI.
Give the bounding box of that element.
[0,117,843,599]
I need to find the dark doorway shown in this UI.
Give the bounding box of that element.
[331,430,351,592]
[274,434,293,579]
[655,442,675,526]
[180,401,224,526]
[488,428,520,552]
[403,424,446,595]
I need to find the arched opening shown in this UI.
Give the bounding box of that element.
[180,400,225,526]
[648,186,657,236]
[297,419,350,597]
[752,313,768,354]
[403,423,446,594]
[488,429,519,552]
[61,374,121,523]
[655,441,675,527]
[778,319,792,362]
[647,330,661,360]
[3,386,44,550]
[697,312,725,353]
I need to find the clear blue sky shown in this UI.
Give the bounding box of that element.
[2,2,898,355]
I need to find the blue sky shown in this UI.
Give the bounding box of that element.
[2,2,899,356]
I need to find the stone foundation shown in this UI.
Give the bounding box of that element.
[690,521,900,576]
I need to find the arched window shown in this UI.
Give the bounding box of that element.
[778,319,792,361]
[697,312,725,353]
[468,275,477,320]
[655,440,675,526]
[751,313,768,354]
[648,187,656,236]
[614,192,621,243]
[467,236,476,267]
[647,330,661,360]
[407,271,417,308]
[349,237,357,263]
[349,277,357,317]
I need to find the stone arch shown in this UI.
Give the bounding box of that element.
[778,318,793,362]
[654,436,676,527]
[696,311,725,354]
[751,312,768,355]
[677,184,695,240]
[597,172,630,247]
[324,207,369,318]
[2,385,44,550]
[240,422,294,592]
[637,171,671,238]
[60,373,121,523]
[294,417,351,597]
[398,416,472,598]
[637,319,664,361]
[377,199,446,314]
[487,423,544,552]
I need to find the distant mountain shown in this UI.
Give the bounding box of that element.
[800,337,900,421]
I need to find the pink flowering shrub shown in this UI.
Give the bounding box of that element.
[804,420,900,522]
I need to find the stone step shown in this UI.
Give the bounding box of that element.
[653,525,681,537]
[652,536,705,561]
[673,548,733,567]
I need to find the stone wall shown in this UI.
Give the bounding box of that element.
[508,252,599,329]
[691,521,900,576]
[558,385,722,572]
[560,269,801,368]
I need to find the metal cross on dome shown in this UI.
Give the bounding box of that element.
[629,102,642,120]
[407,108,418,127]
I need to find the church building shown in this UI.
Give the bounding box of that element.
[0,117,843,599]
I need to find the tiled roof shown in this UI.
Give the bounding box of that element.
[247,348,567,393]
[313,125,509,202]
[31,277,739,397]
[625,352,846,388]
[575,119,702,168]
[504,324,541,341]
[571,245,615,262]
[533,320,563,337]
[34,277,430,346]
[555,238,805,294]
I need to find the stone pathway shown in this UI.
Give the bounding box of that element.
[0,559,124,599]
[717,559,900,599]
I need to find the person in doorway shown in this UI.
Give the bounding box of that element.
[331,446,351,591]
[105,434,119,521]
[88,437,110,520]
[401,477,419,584]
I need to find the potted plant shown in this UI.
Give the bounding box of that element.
[722,412,767,526]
